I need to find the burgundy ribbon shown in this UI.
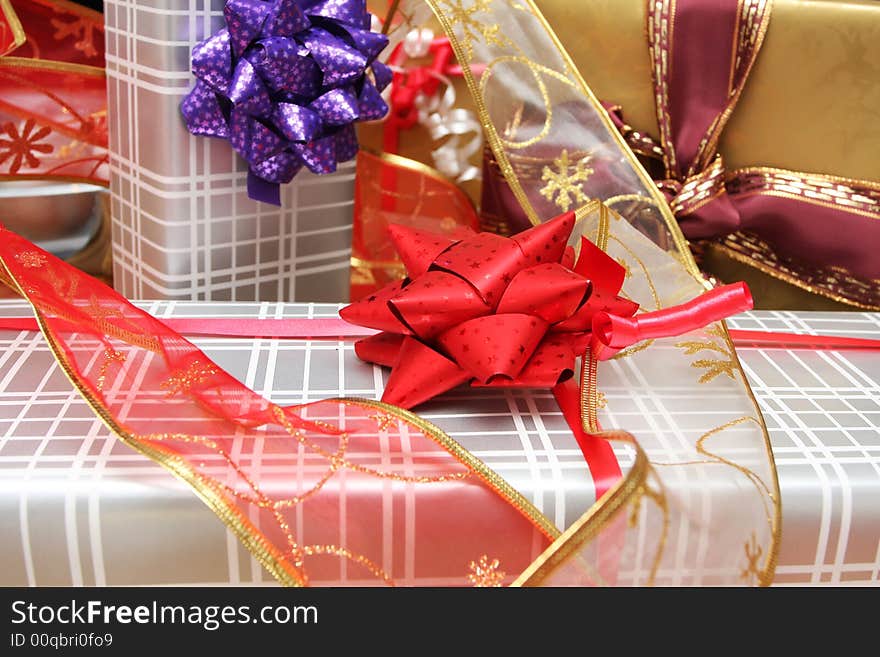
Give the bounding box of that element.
[646,0,880,286]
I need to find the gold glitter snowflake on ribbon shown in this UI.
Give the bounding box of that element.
[14,251,47,269]
[540,150,594,212]
[676,325,737,384]
[369,412,399,432]
[467,555,506,587]
[160,360,219,397]
[437,0,509,62]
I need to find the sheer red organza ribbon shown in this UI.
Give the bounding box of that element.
[0,222,558,587]
[0,0,108,185]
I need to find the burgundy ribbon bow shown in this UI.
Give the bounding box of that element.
[640,0,880,291]
[342,212,754,409]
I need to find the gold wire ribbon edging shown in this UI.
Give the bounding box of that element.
[341,398,559,541]
[422,0,781,586]
[0,0,25,56]
[0,56,105,77]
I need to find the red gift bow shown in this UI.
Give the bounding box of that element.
[341,212,754,409]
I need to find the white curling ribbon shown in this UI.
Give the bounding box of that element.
[414,71,483,183]
[403,28,435,59]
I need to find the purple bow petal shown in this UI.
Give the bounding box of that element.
[267,0,311,38]
[307,0,369,27]
[182,0,389,205]
[371,61,392,92]
[334,124,359,162]
[310,88,360,126]
[181,80,230,138]
[274,103,322,142]
[250,37,320,96]
[300,28,368,88]
[228,58,273,118]
[297,135,338,174]
[225,0,272,58]
[191,30,233,93]
[340,26,389,62]
[357,80,388,121]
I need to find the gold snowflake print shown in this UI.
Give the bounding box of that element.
[540,150,594,212]
[369,412,399,433]
[740,532,763,584]
[14,251,47,269]
[436,0,509,62]
[675,325,737,384]
[467,555,506,587]
[597,392,607,409]
[160,360,219,397]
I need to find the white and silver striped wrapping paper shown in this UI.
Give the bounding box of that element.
[0,302,876,586]
[104,0,357,303]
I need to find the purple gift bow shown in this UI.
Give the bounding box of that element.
[181,0,391,205]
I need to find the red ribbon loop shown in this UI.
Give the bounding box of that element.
[591,282,754,359]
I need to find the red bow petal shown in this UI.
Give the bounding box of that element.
[389,270,491,340]
[388,224,460,278]
[511,211,574,267]
[354,332,404,367]
[339,279,412,335]
[475,334,577,388]
[437,314,549,384]
[432,233,527,307]
[555,291,640,332]
[496,263,591,325]
[574,236,626,293]
[381,337,471,409]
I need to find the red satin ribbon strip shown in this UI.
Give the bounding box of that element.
[0,317,378,339]
[727,330,880,351]
[1,317,876,351]
[552,380,621,501]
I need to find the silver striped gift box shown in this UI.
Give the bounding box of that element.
[104,0,356,302]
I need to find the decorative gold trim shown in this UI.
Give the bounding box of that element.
[719,326,781,586]
[0,56,105,77]
[341,398,560,541]
[0,0,25,56]
[709,241,879,310]
[513,430,652,586]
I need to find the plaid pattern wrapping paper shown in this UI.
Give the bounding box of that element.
[0,301,877,586]
[104,0,357,303]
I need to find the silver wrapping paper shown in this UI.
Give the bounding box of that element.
[104,0,356,303]
[0,302,877,586]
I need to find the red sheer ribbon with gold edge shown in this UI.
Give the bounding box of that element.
[0,0,108,185]
[0,223,556,587]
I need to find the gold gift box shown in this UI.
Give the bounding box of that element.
[540,0,880,182]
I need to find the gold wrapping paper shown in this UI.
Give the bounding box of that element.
[536,0,880,182]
